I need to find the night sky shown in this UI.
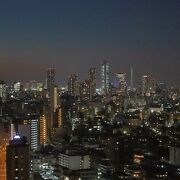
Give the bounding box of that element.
[0,0,179,86]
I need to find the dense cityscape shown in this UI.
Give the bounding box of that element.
[0,61,180,179]
[0,0,180,179]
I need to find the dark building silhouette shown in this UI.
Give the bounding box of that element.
[6,135,30,180]
[47,68,55,92]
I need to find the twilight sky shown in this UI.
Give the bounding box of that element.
[0,0,179,86]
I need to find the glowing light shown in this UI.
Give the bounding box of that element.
[14,135,21,139]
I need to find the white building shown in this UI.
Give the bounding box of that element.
[31,119,39,150]
[59,150,90,170]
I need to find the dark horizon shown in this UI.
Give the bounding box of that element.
[0,0,179,86]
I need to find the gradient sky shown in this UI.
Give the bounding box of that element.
[0,0,179,86]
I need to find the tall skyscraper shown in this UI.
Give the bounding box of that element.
[115,73,127,94]
[57,107,63,128]
[130,67,133,90]
[80,80,91,101]
[142,75,150,96]
[0,80,6,102]
[40,114,48,145]
[101,61,110,94]
[89,67,96,96]
[68,74,78,96]
[47,68,55,92]
[46,68,57,138]
[31,119,39,150]
[6,134,30,180]
[51,85,59,113]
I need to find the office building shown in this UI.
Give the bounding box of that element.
[59,150,90,170]
[101,61,110,94]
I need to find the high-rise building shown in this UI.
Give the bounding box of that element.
[40,114,48,145]
[80,80,91,101]
[115,73,127,94]
[0,80,6,102]
[130,67,133,90]
[31,119,39,150]
[0,122,10,180]
[101,61,110,94]
[19,118,40,151]
[6,134,30,180]
[68,74,78,96]
[142,75,155,96]
[89,68,96,96]
[51,85,59,113]
[57,107,63,128]
[14,82,21,93]
[47,68,55,92]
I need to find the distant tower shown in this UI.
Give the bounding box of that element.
[131,67,133,90]
[68,74,78,96]
[6,134,30,180]
[142,75,150,96]
[89,67,96,96]
[47,68,55,92]
[101,61,110,94]
[115,73,127,94]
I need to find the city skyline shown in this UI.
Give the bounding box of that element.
[0,0,179,85]
[1,1,180,179]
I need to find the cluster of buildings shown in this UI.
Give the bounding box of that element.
[0,61,180,179]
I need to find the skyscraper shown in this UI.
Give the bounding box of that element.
[47,68,55,92]
[51,85,59,113]
[68,74,78,96]
[115,73,127,94]
[89,67,96,96]
[80,80,91,101]
[101,61,110,94]
[46,68,56,138]
[142,75,150,96]
[130,67,133,90]
[6,134,30,180]
[0,80,6,102]
[40,114,48,145]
